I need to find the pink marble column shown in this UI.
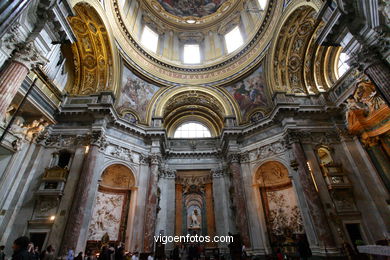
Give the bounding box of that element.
[61,144,100,254]
[229,153,251,247]
[143,154,160,253]
[0,61,29,117]
[0,42,46,118]
[290,141,335,248]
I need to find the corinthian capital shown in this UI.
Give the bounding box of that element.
[12,42,48,70]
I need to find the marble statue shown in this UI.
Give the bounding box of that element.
[190,209,200,228]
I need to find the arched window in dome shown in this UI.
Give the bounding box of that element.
[337,52,350,78]
[225,26,244,53]
[141,25,159,53]
[174,122,211,138]
[183,44,201,64]
[257,0,267,10]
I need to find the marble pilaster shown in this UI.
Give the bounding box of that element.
[143,154,161,253]
[211,168,234,249]
[289,140,336,252]
[175,183,183,236]
[205,182,216,247]
[239,153,268,254]
[228,154,251,247]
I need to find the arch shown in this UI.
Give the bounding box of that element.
[151,86,239,134]
[253,160,305,250]
[67,1,119,95]
[87,163,136,248]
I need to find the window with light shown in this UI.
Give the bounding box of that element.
[140,25,159,53]
[257,0,267,10]
[183,44,201,64]
[337,52,350,78]
[174,122,211,138]
[225,26,244,53]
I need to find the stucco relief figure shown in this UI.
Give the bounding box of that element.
[159,0,227,18]
[117,67,159,122]
[87,192,124,241]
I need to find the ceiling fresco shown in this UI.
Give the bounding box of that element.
[157,0,227,17]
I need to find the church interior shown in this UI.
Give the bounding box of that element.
[0,0,389,259]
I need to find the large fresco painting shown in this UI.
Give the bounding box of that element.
[158,0,227,17]
[117,66,159,123]
[225,64,270,121]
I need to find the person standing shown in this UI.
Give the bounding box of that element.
[130,252,139,260]
[66,248,75,260]
[11,236,31,260]
[0,245,6,260]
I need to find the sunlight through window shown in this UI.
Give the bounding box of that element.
[225,26,244,53]
[141,25,159,53]
[174,122,211,138]
[337,52,350,78]
[258,0,267,10]
[183,44,201,64]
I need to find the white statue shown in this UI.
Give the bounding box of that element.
[190,209,200,228]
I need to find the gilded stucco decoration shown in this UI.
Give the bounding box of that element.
[68,3,114,95]
[269,1,341,95]
[271,6,317,95]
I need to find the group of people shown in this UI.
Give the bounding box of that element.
[0,236,55,260]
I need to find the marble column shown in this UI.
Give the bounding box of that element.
[0,42,46,118]
[364,60,390,105]
[228,154,251,247]
[60,143,100,254]
[143,154,161,253]
[205,182,216,246]
[289,140,336,250]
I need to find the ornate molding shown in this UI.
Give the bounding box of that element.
[285,129,340,146]
[12,42,48,70]
[107,144,134,162]
[211,167,226,178]
[158,166,176,179]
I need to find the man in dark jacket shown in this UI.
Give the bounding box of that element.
[12,236,32,260]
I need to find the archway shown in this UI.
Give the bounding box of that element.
[254,161,305,255]
[86,164,135,251]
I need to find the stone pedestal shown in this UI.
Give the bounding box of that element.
[290,141,336,251]
[143,154,160,253]
[60,144,100,254]
[228,154,251,247]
